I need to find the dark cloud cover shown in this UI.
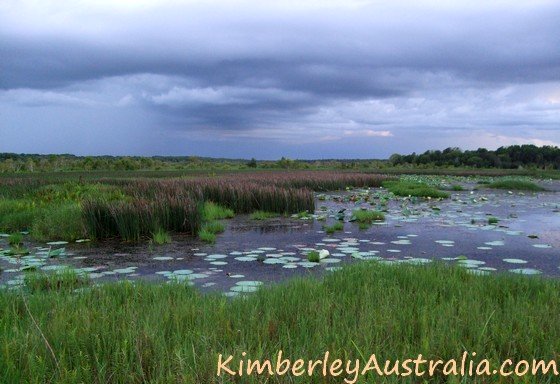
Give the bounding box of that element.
[1,0,559,158]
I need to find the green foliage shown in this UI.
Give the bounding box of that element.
[1,263,560,382]
[151,228,172,245]
[198,229,216,243]
[24,270,90,293]
[296,211,312,219]
[324,221,344,234]
[0,199,38,232]
[201,221,225,234]
[451,184,464,191]
[246,158,257,168]
[82,195,201,242]
[487,179,544,191]
[202,202,234,221]
[488,217,499,225]
[389,144,560,170]
[352,209,385,223]
[8,232,23,246]
[382,180,450,198]
[249,211,280,220]
[307,250,320,262]
[31,202,85,241]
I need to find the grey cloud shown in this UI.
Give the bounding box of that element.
[1,1,560,158]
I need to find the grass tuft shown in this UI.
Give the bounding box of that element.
[8,232,23,247]
[202,202,234,221]
[324,221,344,234]
[352,209,385,223]
[488,217,499,225]
[307,250,320,262]
[249,211,280,220]
[151,228,172,245]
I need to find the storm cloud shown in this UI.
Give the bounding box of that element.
[1,0,559,158]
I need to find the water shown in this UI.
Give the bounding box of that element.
[1,183,559,294]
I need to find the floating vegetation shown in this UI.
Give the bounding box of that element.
[509,268,542,275]
[503,259,528,264]
[532,244,552,249]
[484,240,505,246]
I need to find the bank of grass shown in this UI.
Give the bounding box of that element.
[382,180,450,198]
[1,263,559,382]
[487,179,545,191]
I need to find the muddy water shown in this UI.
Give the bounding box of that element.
[1,182,559,294]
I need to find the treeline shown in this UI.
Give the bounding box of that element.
[0,153,386,173]
[2,145,560,173]
[389,145,560,169]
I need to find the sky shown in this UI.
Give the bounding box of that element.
[1,0,559,159]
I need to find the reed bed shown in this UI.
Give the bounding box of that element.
[82,194,201,241]
[2,171,391,241]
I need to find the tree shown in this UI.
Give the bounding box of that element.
[246,158,257,168]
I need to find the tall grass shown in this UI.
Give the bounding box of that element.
[83,194,201,241]
[1,263,560,382]
[1,172,392,241]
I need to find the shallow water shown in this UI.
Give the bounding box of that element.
[1,181,559,295]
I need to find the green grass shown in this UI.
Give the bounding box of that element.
[151,228,172,245]
[198,229,216,243]
[307,250,320,262]
[488,217,499,225]
[382,180,450,198]
[487,179,545,191]
[296,211,312,219]
[250,211,281,220]
[324,221,344,234]
[451,184,464,191]
[201,221,225,234]
[352,209,385,223]
[1,263,560,382]
[198,221,225,243]
[31,202,85,241]
[23,269,90,293]
[8,232,23,246]
[202,201,234,221]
